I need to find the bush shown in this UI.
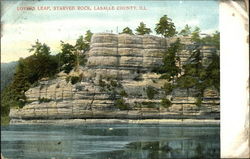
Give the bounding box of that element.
[119,90,128,97]
[110,80,118,87]
[114,98,130,110]
[161,98,172,108]
[38,97,52,103]
[141,102,157,108]
[195,97,202,107]
[70,76,80,85]
[66,76,70,83]
[99,78,106,88]
[146,86,158,99]
[162,82,173,95]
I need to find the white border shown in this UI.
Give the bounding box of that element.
[220,0,249,158]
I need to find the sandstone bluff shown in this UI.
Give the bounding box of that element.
[9,33,219,124]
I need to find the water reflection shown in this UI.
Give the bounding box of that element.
[94,138,219,159]
[1,124,220,159]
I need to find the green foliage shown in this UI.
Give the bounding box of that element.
[1,116,10,125]
[141,102,157,108]
[154,39,182,81]
[84,30,93,43]
[38,97,52,103]
[98,78,106,88]
[1,62,18,91]
[70,76,81,85]
[65,75,82,84]
[28,40,51,56]
[119,90,128,97]
[176,75,198,89]
[75,35,89,53]
[146,86,158,99]
[176,45,220,96]
[114,98,130,110]
[1,31,93,118]
[204,53,220,91]
[136,22,152,35]
[176,45,203,90]
[179,24,192,36]
[161,98,172,108]
[162,82,173,95]
[121,27,134,35]
[201,31,220,50]
[58,30,92,73]
[110,80,118,87]
[195,97,202,107]
[57,42,76,73]
[189,26,219,50]
[155,15,177,37]
[191,27,201,43]
[66,76,70,83]
[1,41,59,116]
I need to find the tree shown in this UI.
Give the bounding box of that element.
[155,15,177,38]
[135,22,152,35]
[58,42,76,73]
[27,41,58,81]
[179,24,192,36]
[191,27,201,43]
[28,40,50,56]
[201,31,220,50]
[154,39,182,81]
[204,53,220,91]
[1,41,59,116]
[121,27,134,35]
[84,30,93,43]
[59,30,93,72]
[76,30,93,67]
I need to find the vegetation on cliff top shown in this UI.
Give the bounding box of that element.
[154,28,220,107]
[1,31,93,119]
[1,14,220,122]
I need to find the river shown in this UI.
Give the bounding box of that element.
[1,123,220,159]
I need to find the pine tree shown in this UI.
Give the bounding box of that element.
[135,22,152,35]
[121,27,134,35]
[155,15,177,38]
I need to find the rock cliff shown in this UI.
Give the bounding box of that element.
[9,33,219,123]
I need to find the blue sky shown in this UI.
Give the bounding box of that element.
[1,0,219,62]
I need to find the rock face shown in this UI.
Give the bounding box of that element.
[9,33,219,123]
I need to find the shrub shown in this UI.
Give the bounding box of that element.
[114,98,130,110]
[66,76,70,83]
[110,80,118,87]
[161,98,172,108]
[71,76,80,85]
[119,90,128,97]
[146,86,158,99]
[38,97,52,103]
[162,82,173,95]
[141,101,157,108]
[98,78,106,88]
[195,97,202,107]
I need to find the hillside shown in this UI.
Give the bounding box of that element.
[1,61,18,91]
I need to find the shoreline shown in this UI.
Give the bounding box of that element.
[9,118,220,126]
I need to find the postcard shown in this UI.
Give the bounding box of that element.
[1,0,249,158]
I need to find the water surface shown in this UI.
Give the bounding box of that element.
[1,123,220,159]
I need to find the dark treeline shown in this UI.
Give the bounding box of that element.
[1,31,93,117]
[1,61,18,91]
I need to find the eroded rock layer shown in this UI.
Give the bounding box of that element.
[10,33,219,123]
